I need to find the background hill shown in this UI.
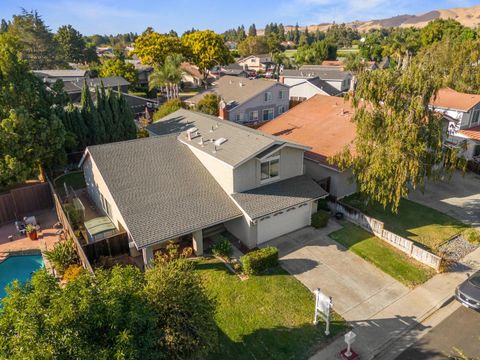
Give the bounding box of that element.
[258,4,480,34]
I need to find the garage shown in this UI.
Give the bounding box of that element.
[257,203,312,244]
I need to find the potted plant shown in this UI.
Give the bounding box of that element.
[25,224,38,240]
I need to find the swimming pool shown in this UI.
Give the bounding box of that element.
[0,255,44,299]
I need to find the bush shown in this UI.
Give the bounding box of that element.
[311,210,330,228]
[196,94,220,116]
[64,204,80,229]
[241,247,279,275]
[463,228,480,244]
[44,238,79,275]
[212,236,233,258]
[317,198,330,212]
[153,98,185,122]
[62,264,84,282]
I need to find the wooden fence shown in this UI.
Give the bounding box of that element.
[0,182,53,225]
[83,232,129,263]
[48,180,94,275]
[329,201,443,271]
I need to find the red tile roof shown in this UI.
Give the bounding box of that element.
[459,125,480,141]
[431,88,480,112]
[259,95,356,168]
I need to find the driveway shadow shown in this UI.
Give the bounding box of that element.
[280,258,320,275]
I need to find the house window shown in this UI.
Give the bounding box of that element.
[235,113,243,122]
[264,92,272,101]
[278,105,285,115]
[250,58,255,63]
[260,157,280,181]
[279,90,285,99]
[262,108,274,121]
[249,111,258,121]
[99,193,112,218]
[472,110,480,125]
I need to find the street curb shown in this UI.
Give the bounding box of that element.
[370,295,455,359]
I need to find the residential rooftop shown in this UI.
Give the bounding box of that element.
[282,66,351,81]
[147,109,308,168]
[85,135,243,249]
[185,75,283,107]
[431,87,480,112]
[259,94,356,167]
[305,77,340,96]
[33,69,87,78]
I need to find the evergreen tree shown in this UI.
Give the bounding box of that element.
[107,88,124,141]
[93,86,107,143]
[294,23,300,44]
[278,23,285,42]
[117,92,136,140]
[80,80,99,145]
[97,85,115,142]
[248,24,257,37]
[0,19,8,33]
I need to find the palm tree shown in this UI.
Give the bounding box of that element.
[149,54,183,101]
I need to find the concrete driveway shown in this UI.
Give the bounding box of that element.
[408,171,480,227]
[264,223,409,321]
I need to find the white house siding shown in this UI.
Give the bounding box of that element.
[228,83,290,124]
[224,216,258,248]
[233,146,305,193]
[187,145,235,194]
[304,159,356,199]
[289,82,329,100]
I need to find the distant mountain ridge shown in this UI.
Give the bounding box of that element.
[257,4,480,34]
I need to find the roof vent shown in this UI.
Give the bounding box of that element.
[239,82,245,87]
[198,137,204,146]
[214,137,227,147]
[186,127,198,141]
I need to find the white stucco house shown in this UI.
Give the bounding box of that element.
[80,109,327,266]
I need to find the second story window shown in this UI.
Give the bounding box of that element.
[264,92,272,101]
[261,157,280,182]
[249,111,259,121]
[279,90,284,99]
[472,109,480,125]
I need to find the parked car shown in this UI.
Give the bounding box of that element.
[455,270,480,311]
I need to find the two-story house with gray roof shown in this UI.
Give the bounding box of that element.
[81,109,327,266]
[280,65,352,93]
[186,76,290,125]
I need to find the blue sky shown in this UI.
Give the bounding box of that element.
[1,0,478,35]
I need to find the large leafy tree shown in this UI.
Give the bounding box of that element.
[294,40,337,65]
[54,24,86,63]
[182,30,233,81]
[237,35,268,57]
[99,57,138,85]
[382,28,421,69]
[7,9,62,69]
[0,261,217,359]
[132,32,184,66]
[149,54,183,100]
[0,33,65,187]
[333,60,463,211]
[420,19,476,47]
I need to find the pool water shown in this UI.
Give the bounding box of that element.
[0,255,44,299]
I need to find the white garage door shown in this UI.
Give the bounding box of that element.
[257,203,311,245]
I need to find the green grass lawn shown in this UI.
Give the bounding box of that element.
[342,194,468,251]
[330,222,435,287]
[283,49,297,58]
[54,172,86,197]
[195,259,347,360]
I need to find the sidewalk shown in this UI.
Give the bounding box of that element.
[310,247,480,360]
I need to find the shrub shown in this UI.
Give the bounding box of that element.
[157,240,192,263]
[64,204,80,229]
[212,236,233,258]
[241,246,279,275]
[153,98,185,122]
[44,238,79,275]
[311,210,330,228]
[463,228,480,244]
[317,198,330,212]
[62,264,84,282]
[196,94,220,116]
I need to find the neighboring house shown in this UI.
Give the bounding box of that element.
[280,65,352,93]
[219,63,248,77]
[63,76,131,103]
[237,54,273,71]
[185,75,290,124]
[126,59,153,87]
[81,109,327,266]
[431,88,480,161]
[259,94,357,198]
[33,69,88,82]
[225,41,237,49]
[180,62,214,88]
[289,77,340,102]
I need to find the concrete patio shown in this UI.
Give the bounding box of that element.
[263,222,409,321]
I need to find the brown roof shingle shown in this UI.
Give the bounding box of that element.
[431,88,480,112]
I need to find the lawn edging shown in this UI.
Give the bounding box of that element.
[329,200,442,271]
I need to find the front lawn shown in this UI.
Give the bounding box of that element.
[54,171,86,197]
[329,222,435,287]
[195,259,346,360]
[342,194,468,250]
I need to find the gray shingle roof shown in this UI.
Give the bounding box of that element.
[282,68,350,81]
[186,76,286,107]
[33,69,87,78]
[147,109,308,168]
[307,77,340,96]
[86,135,242,249]
[231,175,328,220]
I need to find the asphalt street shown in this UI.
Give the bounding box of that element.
[397,304,480,359]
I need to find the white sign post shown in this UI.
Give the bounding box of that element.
[313,288,333,336]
